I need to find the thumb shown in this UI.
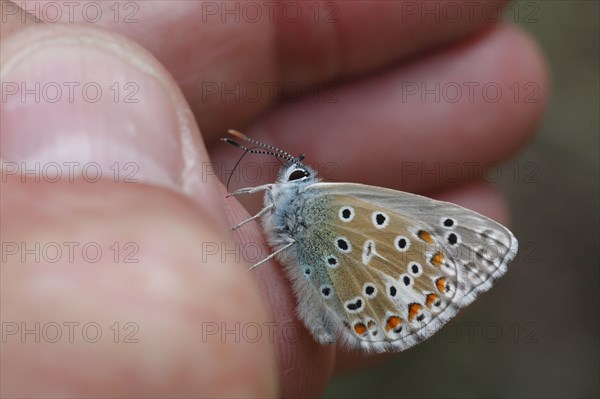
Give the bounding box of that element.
[1,24,276,397]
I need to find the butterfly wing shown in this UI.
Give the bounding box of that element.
[293,182,517,353]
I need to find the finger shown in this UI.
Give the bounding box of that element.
[0,0,39,38]
[211,24,548,194]
[16,0,510,137]
[0,24,276,397]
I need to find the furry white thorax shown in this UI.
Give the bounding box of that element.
[258,162,342,345]
[260,162,320,251]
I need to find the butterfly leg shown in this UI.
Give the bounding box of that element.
[227,184,273,197]
[231,204,274,231]
[248,238,295,270]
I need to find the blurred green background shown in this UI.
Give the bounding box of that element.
[324,1,599,398]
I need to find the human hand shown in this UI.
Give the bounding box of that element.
[1,1,547,397]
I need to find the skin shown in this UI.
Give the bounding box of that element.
[1,1,548,397]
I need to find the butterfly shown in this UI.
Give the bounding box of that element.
[223,130,518,353]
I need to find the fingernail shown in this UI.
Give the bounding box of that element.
[1,27,184,190]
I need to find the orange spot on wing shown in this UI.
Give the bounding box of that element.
[354,323,367,336]
[408,303,423,322]
[431,252,444,266]
[426,293,439,308]
[436,278,447,293]
[385,316,402,332]
[418,230,433,244]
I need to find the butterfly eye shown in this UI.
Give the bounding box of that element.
[288,169,310,181]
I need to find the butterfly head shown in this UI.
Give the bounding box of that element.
[278,161,318,186]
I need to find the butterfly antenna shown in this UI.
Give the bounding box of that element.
[221,138,291,190]
[228,129,300,162]
[225,149,249,192]
[221,138,289,159]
